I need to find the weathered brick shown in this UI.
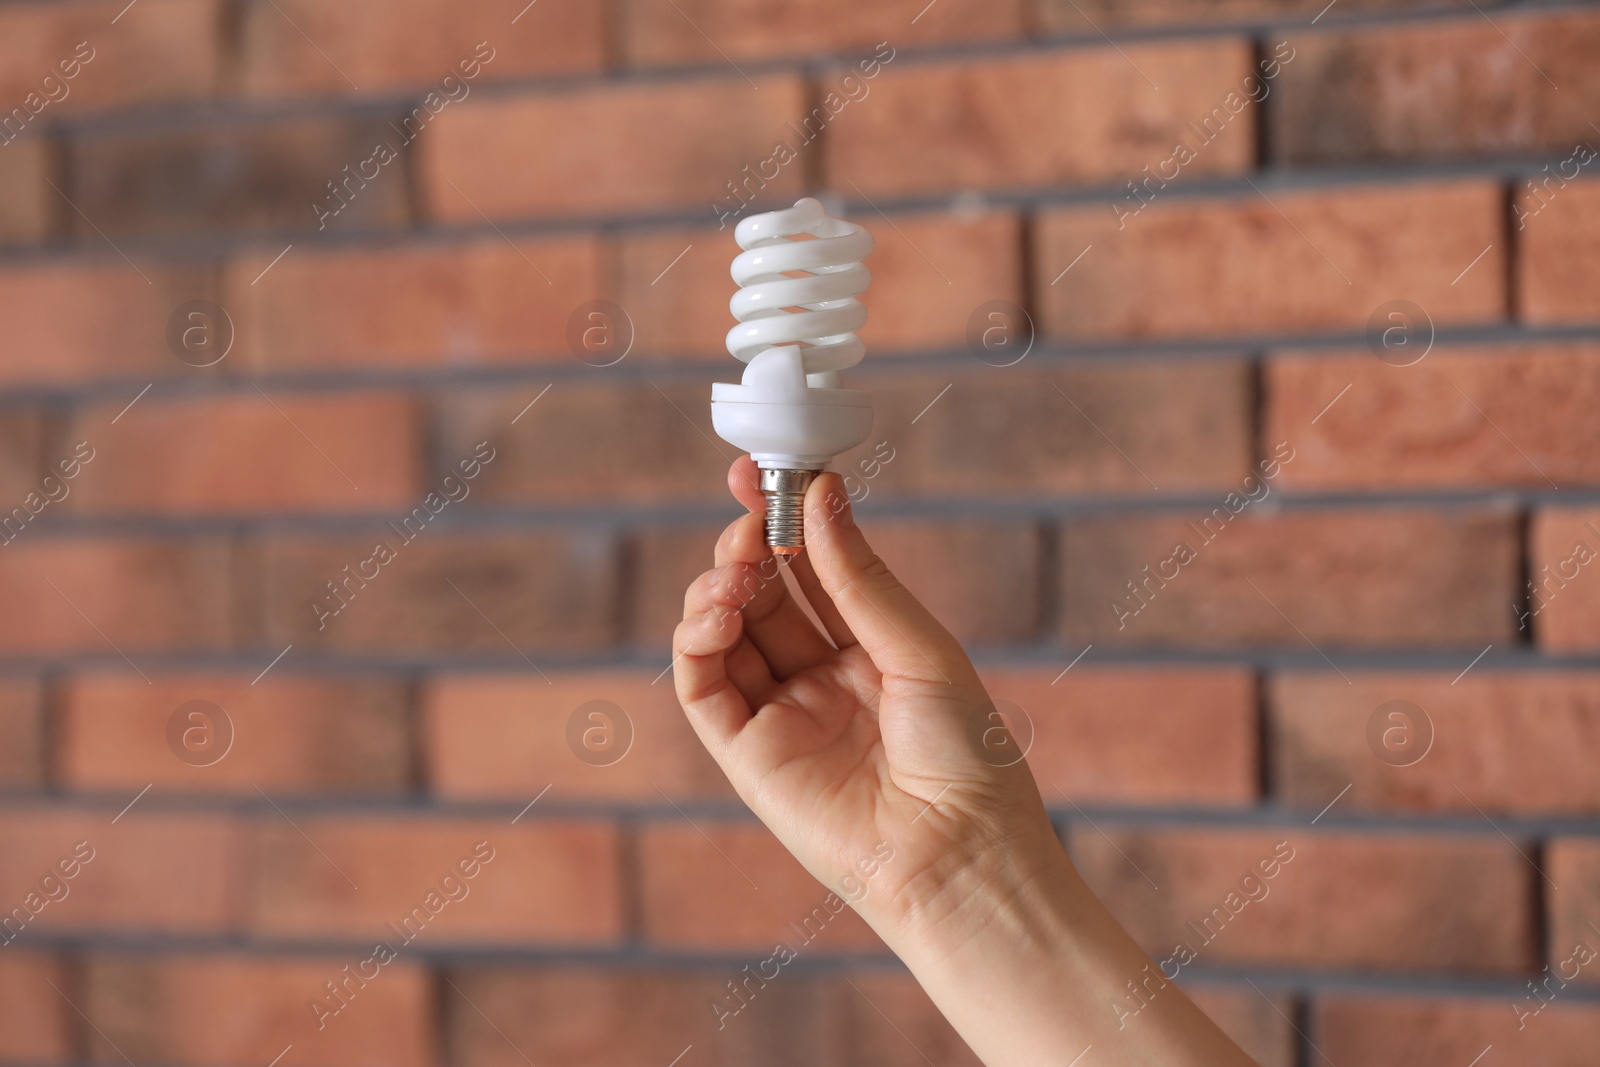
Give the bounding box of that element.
[248,818,620,946]
[827,40,1255,197]
[0,137,53,244]
[66,115,411,238]
[1519,179,1600,325]
[1528,509,1600,653]
[1272,673,1600,815]
[1546,838,1600,986]
[632,518,1045,650]
[0,260,219,385]
[844,361,1254,498]
[987,668,1258,807]
[0,811,240,937]
[631,523,727,648]
[242,0,603,96]
[65,392,421,514]
[1317,994,1600,1064]
[459,361,1251,523]
[1038,0,1467,31]
[1062,508,1519,648]
[437,382,736,508]
[827,972,982,1067]
[258,532,621,655]
[1186,985,1295,1067]
[854,521,1044,646]
[0,679,44,788]
[622,0,1023,65]
[230,236,603,371]
[446,966,835,1067]
[424,673,734,802]
[0,539,234,653]
[0,0,219,117]
[1267,346,1600,489]
[1273,11,1600,164]
[0,952,68,1063]
[83,955,434,1067]
[1069,826,1536,972]
[615,210,1024,359]
[60,674,411,795]
[638,821,884,952]
[0,407,45,515]
[423,75,806,221]
[1037,182,1504,341]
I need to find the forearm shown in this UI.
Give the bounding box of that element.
[866,838,1256,1067]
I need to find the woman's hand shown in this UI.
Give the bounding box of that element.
[672,457,1257,1067]
[672,457,1064,939]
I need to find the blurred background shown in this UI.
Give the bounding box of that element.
[0,0,1598,1064]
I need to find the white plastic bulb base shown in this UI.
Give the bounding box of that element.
[711,345,872,554]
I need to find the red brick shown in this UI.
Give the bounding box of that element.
[0,811,240,936]
[622,0,1023,65]
[0,679,44,787]
[422,75,806,221]
[446,966,835,1066]
[1069,826,1536,972]
[242,0,603,96]
[60,674,411,795]
[632,518,1044,649]
[83,955,433,1067]
[1317,994,1600,1064]
[65,392,420,514]
[0,406,45,503]
[1038,0,1466,31]
[1036,182,1504,341]
[1267,346,1600,490]
[844,362,1253,498]
[1186,986,1295,1067]
[437,382,736,508]
[0,539,234,654]
[0,137,53,244]
[613,228,733,361]
[1272,673,1600,815]
[1547,838,1600,986]
[248,818,620,946]
[1520,179,1600,325]
[230,236,603,371]
[851,521,1044,646]
[827,40,1254,197]
[1273,11,1600,164]
[615,210,1024,359]
[632,523,726,648]
[258,532,621,655]
[1061,508,1518,648]
[424,673,733,802]
[0,0,219,116]
[985,668,1257,807]
[828,972,982,1067]
[453,361,1251,518]
[638,821,884,952]
[0,260,219,385]
[0,952,69,1063]
[1528,509,1600,653]
[66,115,412,238]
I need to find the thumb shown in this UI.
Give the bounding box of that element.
[803,473,978,688]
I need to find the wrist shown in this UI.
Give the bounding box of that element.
[868,820,1087,964]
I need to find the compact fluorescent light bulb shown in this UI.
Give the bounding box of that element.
[710,197,874,555]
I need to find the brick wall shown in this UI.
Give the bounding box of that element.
[1,1,1599,1064]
